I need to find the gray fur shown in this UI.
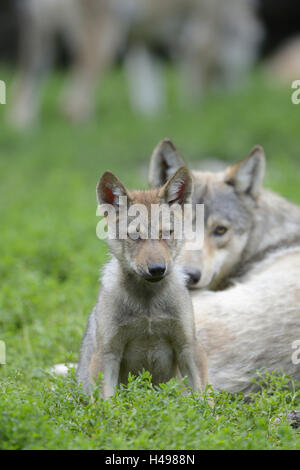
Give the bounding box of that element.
[77,168,208,398]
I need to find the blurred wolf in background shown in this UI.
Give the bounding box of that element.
[149,139,300,393]
[7,0,262,127]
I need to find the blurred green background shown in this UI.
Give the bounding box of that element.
[0,66,300,449]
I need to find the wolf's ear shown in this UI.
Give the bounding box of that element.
[225,146,266,199]
[148,138,186,188]
[96,171,129,207]
[160,166,193,206]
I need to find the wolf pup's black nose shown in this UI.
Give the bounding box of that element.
[148,264,166,278]
[184,266,201,286]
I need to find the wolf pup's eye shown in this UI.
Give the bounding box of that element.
[213,226,228,237]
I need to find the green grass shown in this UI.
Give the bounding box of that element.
[0,66,300,449]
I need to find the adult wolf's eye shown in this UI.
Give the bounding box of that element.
[213,226,228,236]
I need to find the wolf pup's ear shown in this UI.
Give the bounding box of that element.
[96,171,129,208]
[149,138,186,188]
[225,146,266,199]
[160,166,193,206]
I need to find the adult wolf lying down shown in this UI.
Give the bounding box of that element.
[149,139,300,393]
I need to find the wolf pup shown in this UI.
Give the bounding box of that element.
[77,167,208,398]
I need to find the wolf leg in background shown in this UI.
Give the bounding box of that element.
[77,167,208,398]
[7,0,123,126]
[149,139,300,391]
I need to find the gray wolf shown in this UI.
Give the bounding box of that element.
[76,166,208,397]
[8,0,261,127]
[149,139,300,392]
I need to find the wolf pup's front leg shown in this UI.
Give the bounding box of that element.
[171,295,208,394]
